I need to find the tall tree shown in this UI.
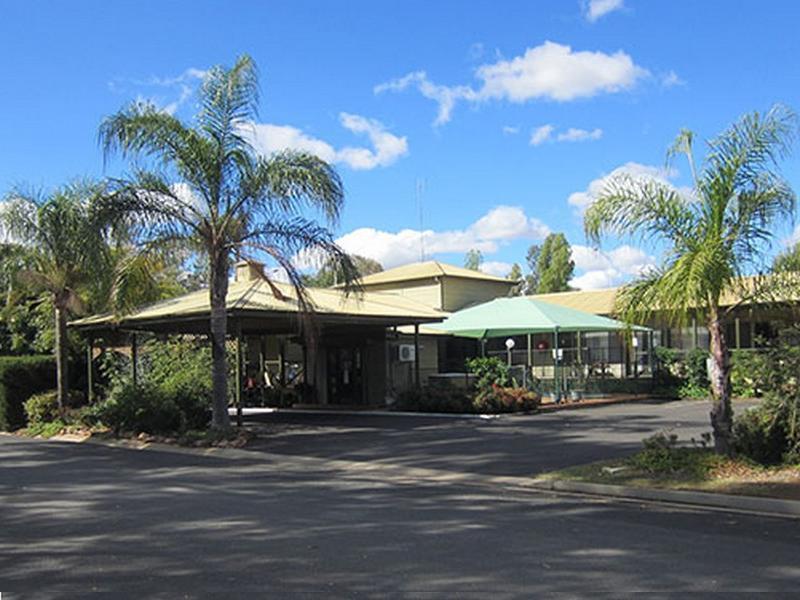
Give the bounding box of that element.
[507,262,524,296]
[523,244,541,294]
[536,233,574,293]
[1,183,109,408]
[464,248,483,271]
[305,254,382,287]
[99,55,357,431]
[584,105,797,454]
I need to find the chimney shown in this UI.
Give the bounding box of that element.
[235,261,265,282]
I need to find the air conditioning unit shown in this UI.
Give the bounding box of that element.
[398,344,416,362]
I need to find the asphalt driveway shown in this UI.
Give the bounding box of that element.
[2,428,799,596]
[242,399,754,478]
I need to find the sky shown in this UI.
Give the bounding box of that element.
[1,0,799,289]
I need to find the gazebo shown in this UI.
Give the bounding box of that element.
[430,296,651,400]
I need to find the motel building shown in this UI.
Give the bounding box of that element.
[71,260,799,410]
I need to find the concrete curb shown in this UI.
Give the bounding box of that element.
[529,478,800,519]
[267,408,503,420]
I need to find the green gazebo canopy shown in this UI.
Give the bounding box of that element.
[430,296,648,339]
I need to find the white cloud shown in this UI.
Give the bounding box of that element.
[557,127,603,142]
[566,162,677,213]
[570,244,656,290]
[375,71,478,126]
[530,124,602,146]
[584,0,624,22]
[244,113,408,170]
[530,124,555,146]
[661,70,686,88]
[376,41,649,125]
[111,67,207,116]
[502,125,520,135]
[331,205,550,269]
[480,261,513,277]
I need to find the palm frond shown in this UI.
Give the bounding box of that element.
[246,151,345,224]
[584,174,696,247]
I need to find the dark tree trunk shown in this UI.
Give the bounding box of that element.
[209,250,231,430]
[54,300,69,411]
[708,307,732,455]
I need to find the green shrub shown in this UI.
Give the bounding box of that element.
[631,432,722,478]
[730,326,800,465]
[24,391,60,425]
[26,419,68,438]
[730,350,765,398]
[0,355,56,430]
[732,404,787,465]
[466,357,510,391]
[99,381,182,435]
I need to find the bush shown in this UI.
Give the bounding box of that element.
[0,355,56,430]
[24,391,60,425]
[731,326,800,465]
[730,350,765,398]
[732,404,787,465]
[465,357,510,391]
[99,381,182,435]
[473,385,541,414]
[631,432,722,478]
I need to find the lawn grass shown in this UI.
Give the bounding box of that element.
[540,447,800,501]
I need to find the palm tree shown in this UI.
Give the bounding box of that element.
[1,183,110,409]
[584,105,797,455]
[99,55,357,431]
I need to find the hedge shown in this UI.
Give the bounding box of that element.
[0,355,56,431]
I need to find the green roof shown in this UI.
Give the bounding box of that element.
[429,296,648,339]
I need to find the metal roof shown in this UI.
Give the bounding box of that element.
[351,260,514,287]
[70,278,447,332]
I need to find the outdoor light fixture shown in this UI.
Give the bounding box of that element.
[505,338,515,367]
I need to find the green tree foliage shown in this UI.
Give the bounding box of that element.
[773,242,800,272]
[585,105,798,454]
[535,233,574,293]
[1,183,110,408]
[507,263,524,296]
[99,55,357,430]
[304,254,382,287]
[464,248,483,270]
[523,244,541,294]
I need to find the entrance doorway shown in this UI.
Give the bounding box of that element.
[327,345,364,405]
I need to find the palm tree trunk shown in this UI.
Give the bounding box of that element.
[708,307,732,455]
[54,300,69,411]
[209,251,231,430]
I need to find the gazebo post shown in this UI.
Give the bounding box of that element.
[413,323,420,388]
[130,333,138,386]
[554,326,561,403]
[86,335,94,403]
[259,336,267,405]
[526,333,532,386]
[234,321,243,427]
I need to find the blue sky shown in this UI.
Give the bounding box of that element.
[2,0,799,288]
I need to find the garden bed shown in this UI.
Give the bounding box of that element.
[540,448,800,501]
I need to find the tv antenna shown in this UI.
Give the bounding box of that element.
[415,178,426,261]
